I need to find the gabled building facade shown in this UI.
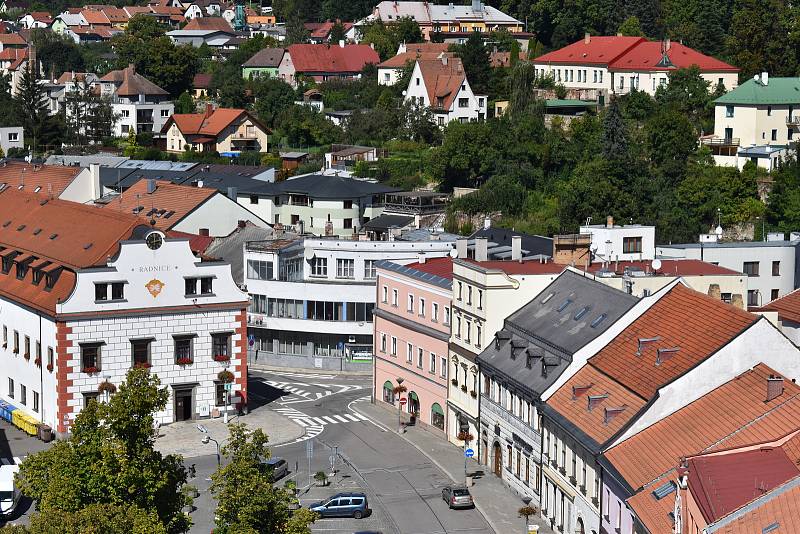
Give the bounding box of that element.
[404,55,487,125]
[98,65,173,136]
[278,43,380,87]
[162,105,269,154]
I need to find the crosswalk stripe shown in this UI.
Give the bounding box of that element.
[311,417,328,426]
[322,416,339,424]
[354,413,367,421]
[343,414,360,422]
[315,392,325,399]
[332,415,348,423]
[294,418,309,427]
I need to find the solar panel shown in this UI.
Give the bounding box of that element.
[762,523,780,534]
[652,481,676,500]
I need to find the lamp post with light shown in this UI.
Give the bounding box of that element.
[197,424,220,466]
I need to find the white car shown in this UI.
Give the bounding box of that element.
[0,457,21,516]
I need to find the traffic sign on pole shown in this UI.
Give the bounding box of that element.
[464,448,475,458]
[399,398,407,405]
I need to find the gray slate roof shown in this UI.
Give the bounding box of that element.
[471,227,552,259]
[254,173,399,199]
[206,222,275,285]
[477,270,638,396]
[242,47,285,68]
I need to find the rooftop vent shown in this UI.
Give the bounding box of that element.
[16,225,25,231]
[573,306,591,321]
[652,481,676,500]
[572,383,593,400]
[762,523,780,534]
[495,330,511,349]
[655,347,680,366]
[587,394,608,411]
[636,337,661,356]
[541,356,560,378]
[541,292,554,304]
[32,228,41,235]
[83,243,93,250]
[49,233,58,240]
[603,405,627,425]
[2,221,10,228]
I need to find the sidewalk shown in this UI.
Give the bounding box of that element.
[356,401,555,534]
[249,362,372,376]
[155,407,304,457]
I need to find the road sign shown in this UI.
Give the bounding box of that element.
[224,383,233,391]
[248,334,255,347]
[399,398,407,405]
[306,439,313,458]
[464,448,475,458]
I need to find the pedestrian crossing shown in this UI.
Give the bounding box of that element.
[272,406,368,428]
[264,380,363,402]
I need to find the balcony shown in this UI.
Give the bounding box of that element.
[701,136,740,147]
[788,115,800,127]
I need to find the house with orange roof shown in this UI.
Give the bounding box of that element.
[18,11,52,29]
[757,287,800,345]
[278,43,380,87]
[377,42,450,85]
[0,187,250,437]
[98,65,173,136]
[99,178,268,236]
[404,54,487,125]
[537,280,800,534]
[0,33,25,52]
[162,104,269,155]
[603,364,800,534]
[0,46,28,95]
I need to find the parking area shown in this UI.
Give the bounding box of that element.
[0,418,52,527]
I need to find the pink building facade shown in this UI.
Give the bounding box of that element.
[373,258,453,435]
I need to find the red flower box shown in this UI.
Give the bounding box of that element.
[134,362,152,369]
[46,363,53,372]
[83,366,100,374]
[176,357,193,366]
[213,354,230,362]
[23,352,29,360]
[34,357,42,367]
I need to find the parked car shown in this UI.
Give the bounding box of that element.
[309,492,371,519]
[263,457,289,481]
[442,485,473,509]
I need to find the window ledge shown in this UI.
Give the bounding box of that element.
[95,299,128,304]
[185,293,216,298]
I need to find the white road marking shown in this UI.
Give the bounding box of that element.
[332,415,349,423]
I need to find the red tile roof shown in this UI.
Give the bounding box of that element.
[605,364,800,492]
[611,41,738,72]
[81,9,111,25]
[757,288,800,324]
[535,36,645,66]
[101,179,216,231]
[287,44,380,74]
[418,56,467,111]
[0,47,27,70]
[462,258,565,275]
[193,73,212,89]
[305,20,354,39]
[711,480,800,534]
[0,162,82,197]
[586,259,742,277]
[403,256,454,280]
[589,283,757,399]
[166,230,214,254]
[0,34,26,46]
[534,36,738,73]
[379,45,451,68]
[164,107,257,137]
[183,16,232,32]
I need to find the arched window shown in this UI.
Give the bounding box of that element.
[382,380,393,403]
[431,403,444,430]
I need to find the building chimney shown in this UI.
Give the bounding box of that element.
[584,32,590,44]
[199,228,210,236]
[707,284,721,301]
[606,215,614,229]
[204,103,214,118]
[442,54,448,66]
[731,293,744,309]
[767,375,784,402]
[338,39,345,48]
[227,186,237,200]
[475,237,488,262]
[238,220,247,228]
[418,252,426,264]
[511,235,522,261]
[127,62,135,74]
[471,0,481,11]
[762,72,769,86]
[146,178,156,194]
[456,238,467,259]
[89,163,101,200]
[664,37,671,51]
[483,216,491,230]
[197,180,204,188]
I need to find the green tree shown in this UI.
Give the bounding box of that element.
[12,63,55,149]
[394,16,423,44]
[601,98,629,166]
[508,61,542,118]
[767,157,800,232]
[174,91,195,114]
[358,20,399,61]
[450,33,491,95]
[286,15,310,44]
[211,423,317,534]
[329,21,346,44]
[253,78,297,127]
[3,503,167,534]
[725,0,796,79]
[645,109,697,183]
[617,15,644,36]
[15,368,192,533]
[654,66,713,132]
[30,29,85,78]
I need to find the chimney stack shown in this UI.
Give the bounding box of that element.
[475,237,488,262]
[511,235,522,261]
[731,293,744,309]
[89,163,101,200]
[483,216,491,230]
[664,37,671,51]
[584,32,590,44]
[146,179,156,194]
[338,39,345,48]
[199,228,210,236]
[204,103,213,118]
[762,72,769,86]
[767,375,784,402]
[238,220,247,228]
[606,215,614,228]
[418,252,427,264]
[707,284,721,301]
[456,238,467,259]
[227,186,237,200]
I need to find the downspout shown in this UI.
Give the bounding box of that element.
[38,311,44,427]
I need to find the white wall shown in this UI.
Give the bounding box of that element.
[713,102,798,147]
[172,193,269,237]
[580,224,656,262]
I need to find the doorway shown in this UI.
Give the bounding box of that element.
[493,442,502,476]
[174,388,194,421]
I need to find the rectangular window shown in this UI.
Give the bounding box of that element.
[478,289,483,310]
[174,336,194,363]
[407,343,413,363]
[476,325,482,348]
[419,298,425,317]
[24,336,29,357]
[391,336,397,356]
[458,97,468,108]
[417,347,423,368]
[465,320,471,343]
[336,258,354,278]
[20,384,26,406]
[444,307,451,325]
[772,129,778,141]
[365,260,377,279]
[2,326,5,346]
[789,129,794,141]
[13,331,18,353]
[773,261,780,276]
[392,289,398,306]
[8,132,18,141]
[80,343,101,371]
[343,218,353,230]
[743,261,760,276]
[455,316,461,339]
[467,286,472,305]
[95,283,108,301]
[111,282,125,300]
[212,333,231,358]
[622,236,643,254]
[457,282,462,301]
[726,105,734,118]
[200,277,213,295]
[441,356,447,378]
[215,383,226,406]
[250,195,259,204]
[381,285,388,303]
[430,353,436,374]
[247,260,273,280]
[47,347,53,369]
[380,333,386,353]
[408,294,414,312]
[432,302,439,321]
[33,391,39,413]
[768,105,773,116]
[84,392,100,408]
[772,288,780,301]
[312,257,328,277]
[131,339,151,367]
[7,378,13,398]
[185,278,198,296]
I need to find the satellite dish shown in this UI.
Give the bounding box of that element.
[651,259,662,271]
[449,248,458,258]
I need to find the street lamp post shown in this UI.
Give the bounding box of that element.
[393,377,407,433]
[197,424,221,466]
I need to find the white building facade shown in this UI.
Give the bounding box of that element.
[579,217,656,263]
[404,57,487,125]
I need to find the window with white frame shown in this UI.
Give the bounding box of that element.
[407,294,414,312]
[380,333,387,353]
[391,337,397,355]
[407,342,413,363]
[382,286,388,303]
[336,258,354,278]
[432,302,439,321]
[455,316,461,338]
[392,289,398,306]
[417,347,423,368]
[311,257,327,276]
[444,306,451,325]
[430,353,436,374]
[364,260,377,279]
[419,297,425,317]
[440,357,447,378]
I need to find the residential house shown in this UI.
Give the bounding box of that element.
[374,257,453,434]
[539,281,800,534]
[1,44,29,95]
[279,43,380,87]
[657,233,800,306]
[305,20,355,43]
[162,105,269,155]
[65,26,120,44]
[99,65,173,136]
[0,1,29,14]
[404,55,487,125]
[0,161,86,198]
[0,32,26,51]
[80,8,112,28]
[98,178,269,236]
[476,270,638,510]
[603,364,800,534]
[377,42,450,86]
[244,236,453,369]
[579,216,656,262]
[242,47,284,80]
[703,74,798,171]
[192,72,212,99]
[18,11,52,29]
[533,35,739,104]
[371,0,523,41]
[166,16,236,47]
[0,126,22,154]
[757,288,800,345]
[52,12,87,34]
[0,188,250,435]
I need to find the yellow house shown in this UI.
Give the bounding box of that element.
[162,105,269,154]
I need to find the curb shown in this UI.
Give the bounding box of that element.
[350,403,501,534]
[249,363,372,376]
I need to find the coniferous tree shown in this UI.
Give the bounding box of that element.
[13,62,52,151]
[602,98,629,165]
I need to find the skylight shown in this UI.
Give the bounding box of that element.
[590,314,607,328]
[652,481,676,500]
[541,292,554,304]
[557,298,572,312]
[573,306,591,320]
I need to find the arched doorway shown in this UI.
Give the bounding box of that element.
[576,517,585,534]
[431,403,444,430]
[382,381,393,403]
[408,391,420,414]
[492,442,502,477]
